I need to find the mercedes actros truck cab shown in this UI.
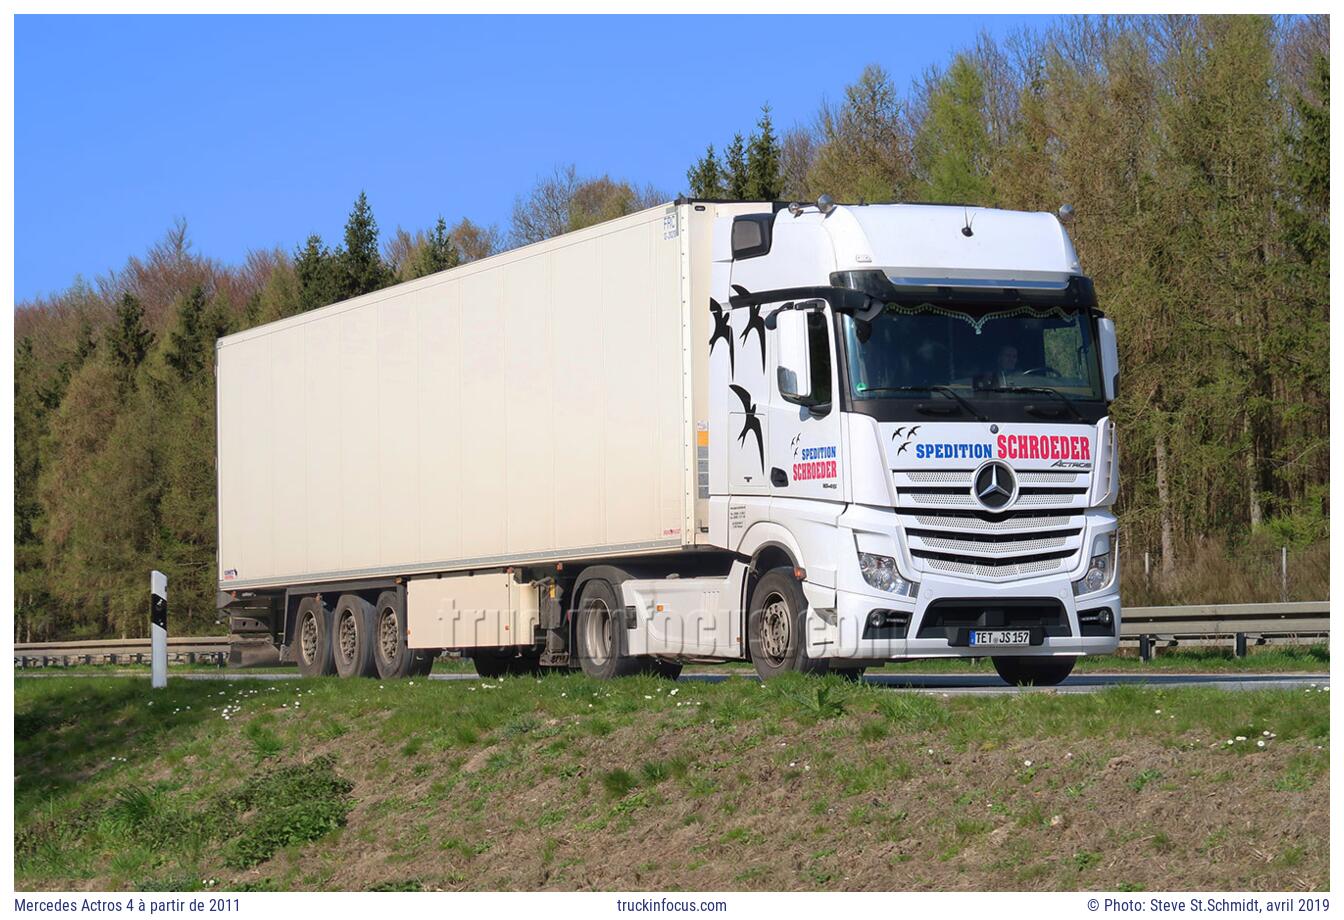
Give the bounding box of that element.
[706,198,1121,685]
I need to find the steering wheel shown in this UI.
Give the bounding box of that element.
[1019,366,1062,379]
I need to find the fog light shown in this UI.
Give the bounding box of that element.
[1098,609,1114,627]
[867,610,886,629]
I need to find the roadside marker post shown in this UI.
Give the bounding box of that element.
[151,570,168,689]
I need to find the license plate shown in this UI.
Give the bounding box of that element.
[970,629,1031,647]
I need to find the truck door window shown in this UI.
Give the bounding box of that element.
[781,311,831,412]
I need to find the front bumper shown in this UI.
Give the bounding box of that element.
[805,573,1120,660]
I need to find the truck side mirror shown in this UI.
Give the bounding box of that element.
[776,309,813,402]
[1098,317,1119,401]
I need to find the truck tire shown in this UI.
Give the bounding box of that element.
[575,580,641,679]
[295,596,336,678]
[333,594,378,678]
[747,568,830,680]
[372,591,418,679]
[992,655,1076,687]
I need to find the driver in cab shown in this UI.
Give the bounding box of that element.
[974,344,1019,389]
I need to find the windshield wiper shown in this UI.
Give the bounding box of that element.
[858,385,988,422]
[982,386,1084,421]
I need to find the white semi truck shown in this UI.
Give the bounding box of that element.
[217,198,1121,686]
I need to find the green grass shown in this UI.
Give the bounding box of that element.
[13,671,1331,891]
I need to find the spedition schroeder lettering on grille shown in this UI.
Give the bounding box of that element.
[997,433,1091,461]
[914,442,994,460]
[913,434,1091,462]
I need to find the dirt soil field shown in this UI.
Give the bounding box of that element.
[14,674,1329,891]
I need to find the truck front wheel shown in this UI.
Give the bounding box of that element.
[295,596,336,678]
[747,568,829,680]
[575,580,640,679]
[992,656,1076,687]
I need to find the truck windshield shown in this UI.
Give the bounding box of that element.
[840,302,1105,404]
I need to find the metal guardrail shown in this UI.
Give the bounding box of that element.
[14,636,230,668]
[12,602,1329,668]
[1119,600,1329,659]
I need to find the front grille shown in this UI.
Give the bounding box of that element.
[894,467,1091,581]
[916,598,1070,639]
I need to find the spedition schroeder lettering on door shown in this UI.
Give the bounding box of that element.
[794,445,838,481]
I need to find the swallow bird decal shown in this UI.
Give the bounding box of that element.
[709,298,735,375]
[730,384,765,473]
[893,424,922,457]
[740,303,767,372]
[790,433,802,458]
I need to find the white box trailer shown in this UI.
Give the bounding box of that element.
[217,204,716,589]
[218,198,1123,686]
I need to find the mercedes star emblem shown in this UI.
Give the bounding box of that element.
[972,460,1016,510]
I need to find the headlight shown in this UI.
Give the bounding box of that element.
[857,552,918,598]
[1073,533,1118,596]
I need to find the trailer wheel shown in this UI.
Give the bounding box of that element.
[992,656,1076,687]
[332,595,378,678]
[747,567,829,680]
[575,580,641,679]
[373,591,418,679]
[295,596,336,678]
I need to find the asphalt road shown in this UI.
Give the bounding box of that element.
[14,669,1329,695]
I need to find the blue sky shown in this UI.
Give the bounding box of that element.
[15,14,1056,303]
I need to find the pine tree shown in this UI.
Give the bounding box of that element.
[340,191,392,298]
[426,216,461,273]
[105,292,154,389]
[745,105,783,200]
[723,134,749,198]
[294,234,339,312]
[164,286,229,384]
[687,144,724,198]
